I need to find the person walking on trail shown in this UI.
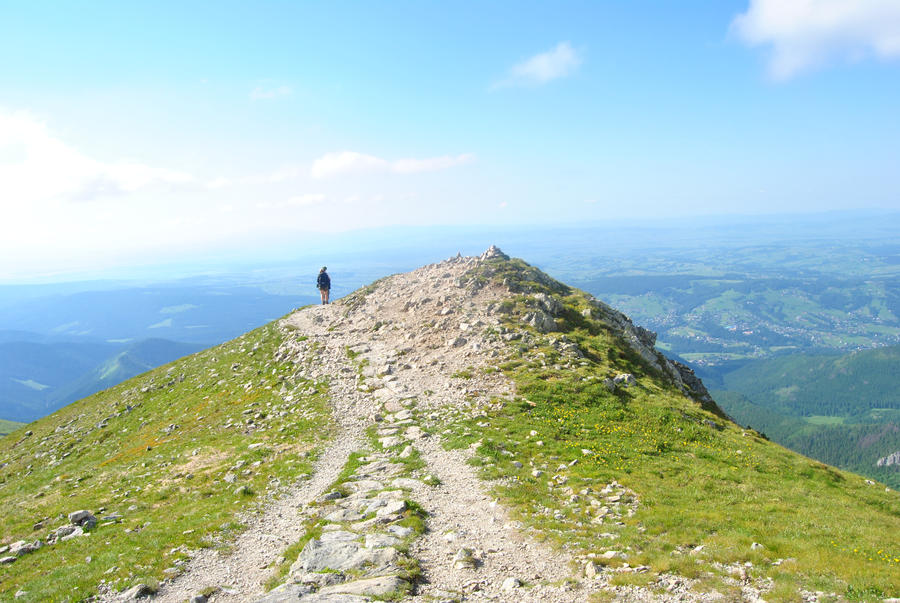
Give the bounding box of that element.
[317,266,331,305]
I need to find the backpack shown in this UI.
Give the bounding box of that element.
[317,272,330,289]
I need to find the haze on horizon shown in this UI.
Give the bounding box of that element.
[2,0,900,280]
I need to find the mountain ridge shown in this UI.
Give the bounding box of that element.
[1,248,898,602]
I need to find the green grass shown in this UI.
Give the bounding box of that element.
[0,419,25,437]
[0,319,332,602]
[439,256,900,601]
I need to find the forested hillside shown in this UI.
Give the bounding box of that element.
[711,346,900,489]
[722,346,900,417]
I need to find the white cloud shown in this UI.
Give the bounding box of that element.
[495,42,582,88]
[255,193,327,209]
[207,177,233,189]
[0,108,194,205]
[250,84,293,100]
[391,154,475,174]
[310,151,388,179]
[310,151,474,179]
[288,193,326,206]
[266,165,303,183]
[732,0,900,79]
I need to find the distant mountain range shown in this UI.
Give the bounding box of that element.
[0,284,309,344]
[0,282,317,422]
[0,334,204,422]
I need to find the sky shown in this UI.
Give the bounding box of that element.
[1,0,900,280]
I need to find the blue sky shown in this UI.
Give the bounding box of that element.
[1,1,899,279]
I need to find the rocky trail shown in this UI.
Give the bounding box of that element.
[143,248,707,603]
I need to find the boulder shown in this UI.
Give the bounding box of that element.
[9,540,42,557]
[447,336,467,347]
[387,525,414,538]
[379,436,403,448]
[375,500,407,519]
[523,311,557,333]
[453,547,476,569]
[120,583,154,600]
[68,510,97,529]
[534,293,563,316]
[48,524,83,544]
[613,374,636,388]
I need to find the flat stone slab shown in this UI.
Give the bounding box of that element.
[387,525,414,538]
[343,480,384,494]
[292,540,401,574]
[373,388,395,401]
[251,583,314,602]
[291,540,361,574]
[375,500,407,519]
[255,586,370,603]
[324,509,364,522]
[365,533,401,548]
[378,436,403,448]
[319,575,409,598]
[383,400,404,413]
[354,460,404,477]
[319,530,359,543]
[405,426,426,439]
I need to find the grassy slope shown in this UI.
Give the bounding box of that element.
[441,257,900,601]
[0,319,331,602]
[714,389,900,490]
[0,420,25,437]
[711,347,900,489]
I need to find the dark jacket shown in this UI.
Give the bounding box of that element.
[317,271,331,290]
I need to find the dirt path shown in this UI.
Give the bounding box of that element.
[269,254,600,601]
[143,250,638,601]
[151,414,363,602]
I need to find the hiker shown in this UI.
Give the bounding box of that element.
[317,266,331,304]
